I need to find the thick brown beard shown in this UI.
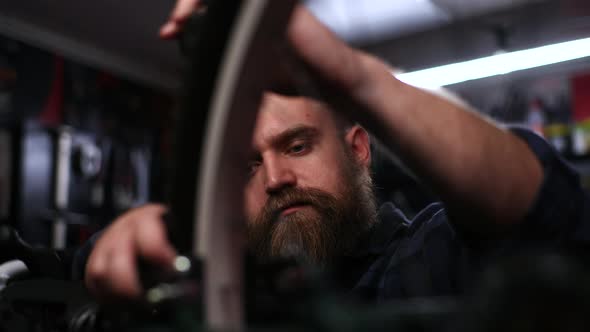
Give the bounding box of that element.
[247,152,377,268]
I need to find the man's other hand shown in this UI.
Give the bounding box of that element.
[84,204,177,300]
[160,0,202,39]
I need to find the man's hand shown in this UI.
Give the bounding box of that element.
[159,0,202,39]
[85,204,177,300]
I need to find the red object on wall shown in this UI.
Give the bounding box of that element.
[39,56,64,126]
[572,72,590,122]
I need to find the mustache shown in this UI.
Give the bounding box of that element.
[260,187,338,223]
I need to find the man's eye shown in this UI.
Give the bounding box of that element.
[247,161,261,175]
[288,143,309,155]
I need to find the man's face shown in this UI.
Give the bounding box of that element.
[244,92,377,267]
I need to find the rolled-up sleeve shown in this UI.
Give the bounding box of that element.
[508,127,590,249]
[71,231,102,280]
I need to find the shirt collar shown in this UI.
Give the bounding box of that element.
[352,202,409,258]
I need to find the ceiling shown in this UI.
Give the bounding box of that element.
[0,0,557,91]
[306,0,541,44]
[0,0,182,91]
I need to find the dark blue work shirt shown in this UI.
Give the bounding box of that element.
[346,128,590,302]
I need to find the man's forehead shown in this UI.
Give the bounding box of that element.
[253,93,332,143]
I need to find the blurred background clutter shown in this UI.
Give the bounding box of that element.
[0,36,175,248]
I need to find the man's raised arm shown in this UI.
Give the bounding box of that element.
[285,6,544,233]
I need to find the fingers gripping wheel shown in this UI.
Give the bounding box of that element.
[167,0,297,330]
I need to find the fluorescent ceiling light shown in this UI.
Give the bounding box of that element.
[306,0,449,42]
[396,37,590,89]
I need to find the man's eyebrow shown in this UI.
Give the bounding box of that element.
[269,125,320,149]
[246,126,320,161]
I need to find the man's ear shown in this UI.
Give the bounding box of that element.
[345,125,371,168]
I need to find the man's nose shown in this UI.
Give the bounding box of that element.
[264,158,296,194]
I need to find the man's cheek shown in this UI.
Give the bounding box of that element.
[243,192,263,224]
[246,201,264,225]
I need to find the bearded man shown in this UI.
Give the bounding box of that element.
[81,3,590,302]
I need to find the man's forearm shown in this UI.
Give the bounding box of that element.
[353,53,544,233]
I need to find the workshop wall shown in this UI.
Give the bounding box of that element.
[0,35,175,248]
